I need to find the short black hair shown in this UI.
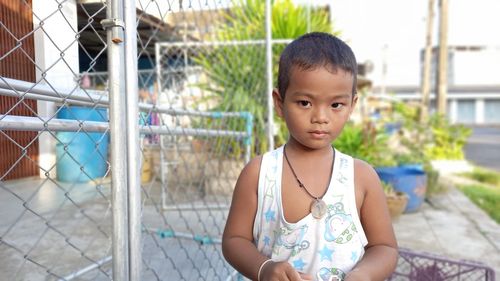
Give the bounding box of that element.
[277,32,357,99]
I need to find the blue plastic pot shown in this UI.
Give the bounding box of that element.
[56,106,109,182]
[376,166,427,213]
[399,163,424,171]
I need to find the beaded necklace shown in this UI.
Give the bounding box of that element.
[283,145,334,219]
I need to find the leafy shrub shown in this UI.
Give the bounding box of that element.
[461,168,500,186]
[424,114,472,160]
[194,0,333,155]
[333,122,396,167]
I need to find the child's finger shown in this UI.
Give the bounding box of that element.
[285,267,305,281]
[299,272,313,280]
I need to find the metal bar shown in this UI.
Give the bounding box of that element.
[59,256,113,281]
[0,115,249,138]
[82,69,154,76]
[242,112,253,163]
[105,0,129,279]
[144,126,247,138]
[0,78,250,118]
[0,77,108,105]
[155,41,162,108]
[156,39,292,48]
[265,0,274,151]
[0,88,103,108]
[142,108,245,118]
[245,144,251,164]
[0,115,109,132]
[161,204,230,211]
[144,228,222,245]
[123,0,141,279]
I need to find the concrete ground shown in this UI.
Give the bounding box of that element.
[0,177,233,280]
[2,172,499,280]
[392,177,500,277]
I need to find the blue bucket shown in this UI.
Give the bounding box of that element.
[399,163,424,171]
[56,106,109,182]
[376,167,427,212]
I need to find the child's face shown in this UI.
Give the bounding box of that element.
[274,65,357,150]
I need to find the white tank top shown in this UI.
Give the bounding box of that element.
[253,146,368,281]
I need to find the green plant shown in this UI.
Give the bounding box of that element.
[333,122,396,167]
[381,181,396,195]
[388,101,472,162]
[389,101,432,165]
[424,165,446,197]
[193,0,333,155]
[458,184,500,224]
[424,114,472,160]
[460,168,500,186]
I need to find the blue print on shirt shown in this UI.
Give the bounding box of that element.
[318,245,334,261]
[293,258,306,271]
[324,203,355,244]
[265,208,276,222]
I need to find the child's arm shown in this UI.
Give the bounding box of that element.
[222,156,309,281]
[346,160,399,281]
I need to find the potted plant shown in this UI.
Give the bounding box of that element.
[382,182,408,219]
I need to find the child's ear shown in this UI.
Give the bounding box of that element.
[272,89,284,118]
[349,94,359,115]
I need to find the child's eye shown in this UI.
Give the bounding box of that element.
[331,103,344,109]
[298,100,312,107]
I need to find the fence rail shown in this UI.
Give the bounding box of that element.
[1,0,265,280]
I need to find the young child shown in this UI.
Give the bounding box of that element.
[222,32,398,281]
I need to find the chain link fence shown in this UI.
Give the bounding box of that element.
[0,0,278,280]
[4,1,496,281]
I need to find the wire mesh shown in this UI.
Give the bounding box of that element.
[137,1,259,279]
[389,248,496,281]
[1,0,113,280]
[1,0,257,280]
[0,0,340,280]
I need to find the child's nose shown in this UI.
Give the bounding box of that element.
[311,107,329,123]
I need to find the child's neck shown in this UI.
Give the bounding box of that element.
[284,141,333,159]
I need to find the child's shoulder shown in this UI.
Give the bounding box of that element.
[237,154,263,180]
[351,157,382,193]
[352,157,376,173]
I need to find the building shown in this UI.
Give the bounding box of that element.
[307,0,500,125]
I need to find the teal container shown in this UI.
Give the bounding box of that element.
[56,106,109,182]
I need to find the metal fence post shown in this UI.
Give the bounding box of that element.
[265,0,274,151]
[123,0,141,280]
[103,0,129,280]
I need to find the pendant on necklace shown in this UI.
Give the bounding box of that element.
[310,199,327,219]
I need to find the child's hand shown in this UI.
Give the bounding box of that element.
[259,260,313,281]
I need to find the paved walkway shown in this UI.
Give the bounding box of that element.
[392,177,500,276]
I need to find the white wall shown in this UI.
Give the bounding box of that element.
[33,0,79,178]
[329,0,500,89]
[453,49,500,86]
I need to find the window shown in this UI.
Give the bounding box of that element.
[484,99,500,124]
[456,100,475,124]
